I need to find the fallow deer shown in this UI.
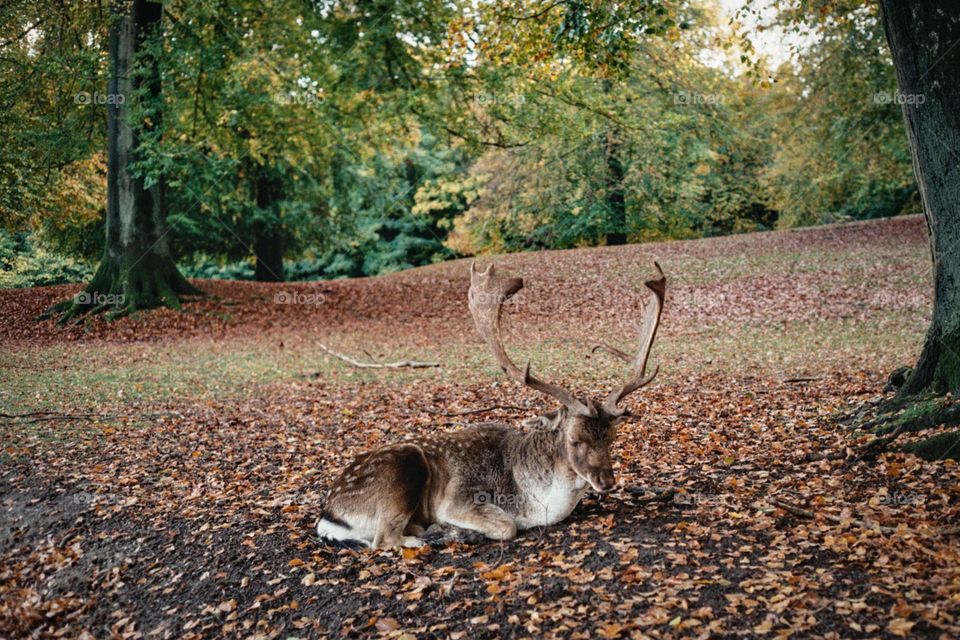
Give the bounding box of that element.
[316,262,666,548]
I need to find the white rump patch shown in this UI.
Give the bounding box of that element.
[316,514,374,547]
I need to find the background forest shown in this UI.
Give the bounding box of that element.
[0,0,916,287]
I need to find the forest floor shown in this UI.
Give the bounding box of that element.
[2,214,959,639]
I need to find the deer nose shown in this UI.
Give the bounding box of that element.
[597,470,616,493]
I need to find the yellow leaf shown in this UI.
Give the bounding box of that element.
[887,619,915,637]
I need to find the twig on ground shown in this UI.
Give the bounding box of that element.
[782,376,825,384]
[316,343,440,370]
[590,343,633,363]
[421,404,529,417]
[625,487,677,504]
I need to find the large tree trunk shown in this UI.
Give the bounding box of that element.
[45,0,198,322]
[880,1,960,394]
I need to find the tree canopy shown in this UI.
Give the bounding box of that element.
[0,0,916,287]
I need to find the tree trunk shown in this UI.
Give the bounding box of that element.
[880,1,960,394]
[604,131,627,246]
[252,170,285,282]
[602,79,627,246]
[44,0,199,322]
[254,230,284,282]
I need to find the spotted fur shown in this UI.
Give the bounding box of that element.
[316,404,624,548]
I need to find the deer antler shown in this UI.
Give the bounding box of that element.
[469,263,596,417]
[603,262,666,414]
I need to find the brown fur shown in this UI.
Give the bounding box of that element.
[318,405,624,548]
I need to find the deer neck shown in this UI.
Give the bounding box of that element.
[514,424,572,476]
[511,426,587,528]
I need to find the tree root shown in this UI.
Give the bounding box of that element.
[770,498,898,535]
[874,401,960,435]
[900,430,960,461]
[804,423,909,463]
[39,255,202,324]
[813,396,960,463]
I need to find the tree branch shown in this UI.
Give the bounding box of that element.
[317,343,440,370]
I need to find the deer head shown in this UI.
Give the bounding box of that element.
[468,262,666,494]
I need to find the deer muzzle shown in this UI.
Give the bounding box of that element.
[595,468,616,493]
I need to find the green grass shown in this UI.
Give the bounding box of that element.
[1,307,925,415]
[0,335,454,412]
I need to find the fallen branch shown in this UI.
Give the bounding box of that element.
[317,343,440,370]
[0,411,184,425]
[782,376,824,384]
[0,412,101,424]
[769,499,954,555]
[0,410,60,419]
[803,448,847,463]
[421,404,528,417]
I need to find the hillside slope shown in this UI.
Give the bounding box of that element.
[0,215,931,355]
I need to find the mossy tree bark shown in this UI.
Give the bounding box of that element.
[875,2,960,459]
[44,0,199,322]
[880,1,960,395]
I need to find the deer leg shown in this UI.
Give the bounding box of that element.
[369,444,431,549]
[437,503,517,541]
[372,512,425,548]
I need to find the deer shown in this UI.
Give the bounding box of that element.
[316,262,666,548]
